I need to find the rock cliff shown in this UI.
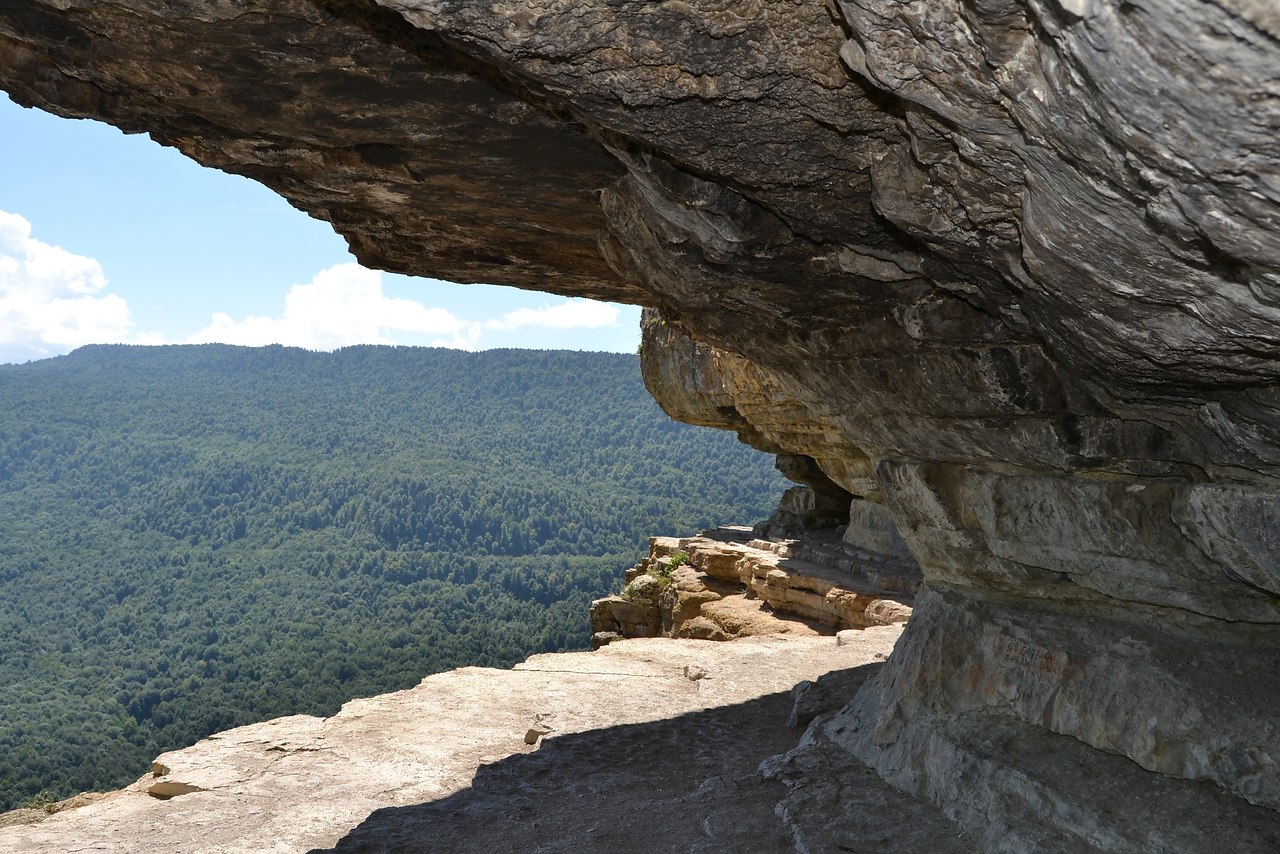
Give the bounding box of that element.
[4,0,1280,847]
[0,632,921,853]
[589,526,914,645]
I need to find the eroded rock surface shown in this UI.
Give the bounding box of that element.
[590,526,916,645]
[0,633,914,854]
[3,0,1280,846]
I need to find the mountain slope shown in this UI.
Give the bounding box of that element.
[0,344,786,809]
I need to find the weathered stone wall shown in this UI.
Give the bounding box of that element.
[589,527,915,645]
[4,0,1280,846]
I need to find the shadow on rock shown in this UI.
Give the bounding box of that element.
[310,664,885,854]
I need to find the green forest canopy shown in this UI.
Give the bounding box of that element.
[0,344,787,810]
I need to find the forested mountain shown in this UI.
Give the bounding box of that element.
[0,344,786,811]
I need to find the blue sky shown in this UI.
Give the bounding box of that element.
[0,94,641,364]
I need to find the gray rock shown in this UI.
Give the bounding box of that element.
[4,0,1280,845]
[590,631,623,650]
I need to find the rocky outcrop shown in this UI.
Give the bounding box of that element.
[590,526,915,645]
[0,632,916,854]
[4,0,1280,846]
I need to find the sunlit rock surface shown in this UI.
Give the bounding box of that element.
[4,0,1280,846]
[0,633,915,854]
[590,527,915,644]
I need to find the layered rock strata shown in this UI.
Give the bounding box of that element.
[4,0,1280,845]
[590,526,915,645]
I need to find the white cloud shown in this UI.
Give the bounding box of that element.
[188,263,469,350]
[0,211,135,362]
[190,269,628,353]
[0,213,632,362]
[484,298,620,332]
[429,323,483,351]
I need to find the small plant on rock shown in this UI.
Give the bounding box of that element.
[620,552,692,606]
[621,573,664,607]
[23,791,58,814]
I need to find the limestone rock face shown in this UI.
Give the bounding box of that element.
[4,0,1280,844]
[589,527,916,643]
[755,486,852,540]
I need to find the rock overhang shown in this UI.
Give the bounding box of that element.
[4,0,1280,846]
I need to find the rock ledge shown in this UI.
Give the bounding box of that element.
[0,630,919,854]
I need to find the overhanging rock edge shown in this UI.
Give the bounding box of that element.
[4,0,1280,846]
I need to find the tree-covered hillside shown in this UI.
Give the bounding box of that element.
[0,344,786,810]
